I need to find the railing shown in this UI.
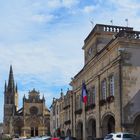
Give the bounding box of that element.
[116,30,140,39]
[75,108,82,114]
[84,24,133,43]
[96,24,133,32]
[63,104,70,110]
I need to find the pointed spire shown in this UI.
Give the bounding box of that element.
[8,65,15,91]
[60,88,64,98]
[42,94,45,101]
[16,83,18,92]
[23,94,26,101]
[4,81,7,93]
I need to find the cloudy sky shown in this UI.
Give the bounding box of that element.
[0,0,140,122]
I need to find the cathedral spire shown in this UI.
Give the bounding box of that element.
[16,83,18,93]
[4,81,7,93]
[8,65,15,91]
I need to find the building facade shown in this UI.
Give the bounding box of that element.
[51,24,140,139]
[50,89,73,137]
[3,66,50,137]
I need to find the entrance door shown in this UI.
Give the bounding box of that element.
[35,127,38,136]
[31,127,34,137]
[31,127,38,137]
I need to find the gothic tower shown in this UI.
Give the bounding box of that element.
[3,65,18,134]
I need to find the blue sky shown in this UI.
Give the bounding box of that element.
[0,0,140,122]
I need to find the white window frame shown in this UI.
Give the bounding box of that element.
[109,75,115,96]
[101,79,107,100]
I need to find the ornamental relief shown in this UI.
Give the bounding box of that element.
[25,116,42,127]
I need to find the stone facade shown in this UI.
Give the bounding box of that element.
[50,90,73,137]
[50,24,140,139]
[3,66,50,137]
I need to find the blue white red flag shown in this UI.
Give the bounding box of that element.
[81,81,87,104]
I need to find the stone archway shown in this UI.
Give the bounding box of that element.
[25,116,41,137]
[87,118,96,140]
[102,114,115,137]
[76,121,83,140]
[134,115,140,135]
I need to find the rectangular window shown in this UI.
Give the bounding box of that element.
[92,87,96,104]
[101,79,107,100]
[76,96,79,110]
[79,95,82,109]
[87,89,90,106]
[109,75,115,96]
[89,87,95,104]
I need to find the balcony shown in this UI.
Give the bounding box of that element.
[99,99,107,106]
[63,104,70,110]
[85,103,96,111]
[64,120,71,125]
[106,95,115,103]
[75,108,82,114]
[116,30,140,40]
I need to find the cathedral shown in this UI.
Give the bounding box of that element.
[3,66,50,137]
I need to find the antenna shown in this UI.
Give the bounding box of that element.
[90,20,94,29]
[110,20,113,25]
[125,18,128,27]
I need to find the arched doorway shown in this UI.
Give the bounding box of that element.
[66,129,71,137]
[134,115,140,135]
[102,114,115,137]
[87,119,96,140]
[26,116,41,137]
[76,122,83,140]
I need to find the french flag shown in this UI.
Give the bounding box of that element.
[81,81,87,104]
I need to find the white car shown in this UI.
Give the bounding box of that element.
[104,132,137,140]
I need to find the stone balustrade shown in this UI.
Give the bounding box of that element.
[116,30,140,39]
[84,24,133,43]
[97,24,133,33]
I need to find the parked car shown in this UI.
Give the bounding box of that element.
[51,137,60,140]
[41,136,52,140]
[104,132,137,140]
[64,136,76,140]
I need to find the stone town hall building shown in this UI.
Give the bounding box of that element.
[50,24,140,139]
[3,66,50,137]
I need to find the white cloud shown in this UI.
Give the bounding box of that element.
[110,0,140,9]
[62,0,80,8]
[43,0,79,9]
[31,14,55,23]
[83,5,95,14]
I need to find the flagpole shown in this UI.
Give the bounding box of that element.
[81,81,87,140]
[83,99,86,140]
